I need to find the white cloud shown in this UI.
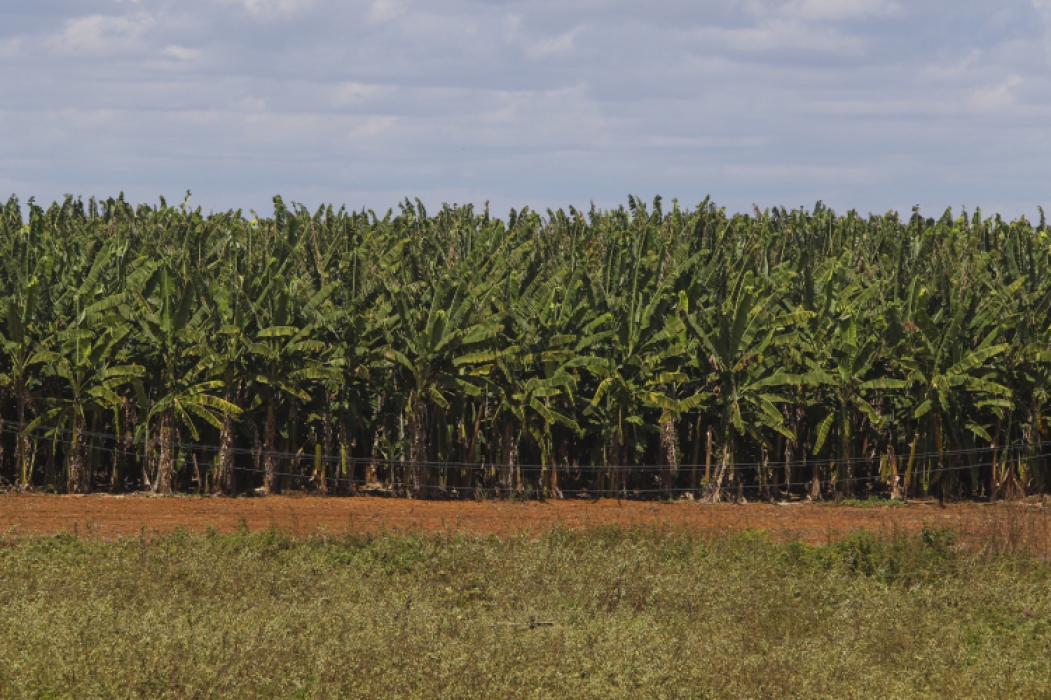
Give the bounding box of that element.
[779,0,903,21]
[47,109,122,130]
[723,163,874,183]
[647,136,768,149]
[240,0,313,16]
[354,115,399,139]
[47,13,155,55]
[174,110,223,126]
[161,45,202,61]
[332,82,388,104]
[0,38,22,58]
[969,75,1024,111]
[369,0,406,23]
[526,28,581,60]
[4,0,1051,219]
[695,19,861,55]
[239,96,268,112]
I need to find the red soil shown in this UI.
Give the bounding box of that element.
[2,493,1049,546]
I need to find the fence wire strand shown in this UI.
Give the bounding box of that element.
[1,418,1046,500]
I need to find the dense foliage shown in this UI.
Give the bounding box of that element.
[1,193,1049,499]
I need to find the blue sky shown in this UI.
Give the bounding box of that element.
[2,0,1049,218]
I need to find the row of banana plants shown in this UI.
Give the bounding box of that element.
[1,193,1049,500]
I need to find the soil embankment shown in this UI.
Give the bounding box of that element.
[2,493,1048,546]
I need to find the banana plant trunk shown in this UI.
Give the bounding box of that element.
[704,426,713,488]
[501,420,514,494]
[759,447,770,502]
[66,416,88,494]
[407,396,428,497]
[466,399,483,493]
[549,452,559,498]
[606,432,622,497]
[707,441,730,503]
[154,411,175,494]
[264,398,279,494]
[690,415,703,492]
[16,379,31,489]
[218,410,236,494]
[660,417,678,497]
[889,446,904,500]
[838,400,853,498]
[1033,408,1046,494]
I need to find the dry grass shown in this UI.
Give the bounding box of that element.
[0,508,1050,698]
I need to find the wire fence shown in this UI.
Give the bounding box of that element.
[0,417,1039,471]
[0,417,1046,500]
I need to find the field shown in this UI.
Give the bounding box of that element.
[8,196,1051,695]
[1,496,1050,697]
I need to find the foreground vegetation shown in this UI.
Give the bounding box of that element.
[0,524,1048,697]
[3,194,1051,499]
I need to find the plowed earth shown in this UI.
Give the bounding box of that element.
[2,493,1049,545]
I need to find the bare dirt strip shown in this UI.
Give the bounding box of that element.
[2,493,1050,546]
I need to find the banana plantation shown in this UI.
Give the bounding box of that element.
[1,193,1049,500]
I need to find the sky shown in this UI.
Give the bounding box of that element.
[2,0,1050,219]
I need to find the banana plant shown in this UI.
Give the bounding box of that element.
[132,263,240,493]
[0,222,56,487]
[311,226,401,491]
[3,193,1051,502]
[687,270,802,501]
[244,277,338,494]
[803,312,908,497]
[576,216,707,496]
[1001,282,1051,492]
[799,269,908,496]
[384,269,501,495]
[28,321,142,493]
[487,268,595,496]
[894,278,1011,494]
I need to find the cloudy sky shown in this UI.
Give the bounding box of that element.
[2,0,1050,218]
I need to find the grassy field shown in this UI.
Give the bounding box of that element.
[1,522,1050,698]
